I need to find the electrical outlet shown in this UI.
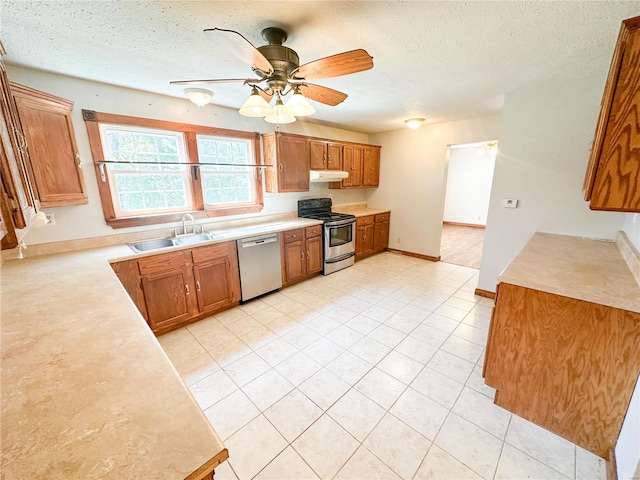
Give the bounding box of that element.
[396,237,401,244]
[44,212,55,225]
[502,199,518,208]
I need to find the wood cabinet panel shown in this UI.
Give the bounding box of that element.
[283,225,324,285]
[484,283,640,459]
[11,83,87,207]
[141,266,195,332]
[584,16,640,211]
[362,146,381,187]
[283,239,306,283]
[309,140,326,170]
[138,250,191,276]
[111,259,147,320]
[356,215,375,260]
[327,142,343,170]
[373,219,389,251]
[263,132,309,193]
[193,258,237,314]
[305,235,323,274]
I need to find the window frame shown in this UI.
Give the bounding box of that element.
[83,110,263,229]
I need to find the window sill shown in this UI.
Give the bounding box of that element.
[106,205,264,229]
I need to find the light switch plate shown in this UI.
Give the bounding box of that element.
[502,199,518,208]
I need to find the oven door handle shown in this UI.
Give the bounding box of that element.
[325,218,356,228]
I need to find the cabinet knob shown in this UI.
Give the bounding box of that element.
[185,284,190,295]
[75,153,82,169]
[196,281,201,292]
[306,251,310,259]
[300,251,305,260]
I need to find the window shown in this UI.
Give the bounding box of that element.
[83,110,262,228]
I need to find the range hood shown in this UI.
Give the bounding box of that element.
[309,170,349,182]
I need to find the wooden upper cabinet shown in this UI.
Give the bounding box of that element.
[326,142,343,170]
[263,132,309,193]
[362,146,381,187]
[309,140,327,170]
[11,83,87,207]
[583,16,640,212]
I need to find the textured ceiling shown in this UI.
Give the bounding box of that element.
[2,1,638,133]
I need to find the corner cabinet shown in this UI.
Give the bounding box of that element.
[111,241,241,335]
[583,15,640,212]
[281,225,323,286]
[263,132,310,193]
[11,83,87,208]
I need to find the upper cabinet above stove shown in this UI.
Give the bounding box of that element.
[262,132,381,193]
[583,16,640,212]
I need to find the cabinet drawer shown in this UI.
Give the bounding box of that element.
[305,225,323,238]
[375,212,390,223]
[357,215,374,226]
[138,250,191,276]
[191,242,232,264]
[284,228,304,243]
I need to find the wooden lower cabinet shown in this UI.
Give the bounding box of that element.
[356,212,390,260]
[484,282,640,459]
[112,241,240,335]
[282,226,323,286]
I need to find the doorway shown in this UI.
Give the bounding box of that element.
[440,141,497,269]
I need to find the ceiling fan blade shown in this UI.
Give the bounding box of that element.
[170,78,261,86]
[298,83,347,106]
[204,27,273,74]
[292,49,373,80]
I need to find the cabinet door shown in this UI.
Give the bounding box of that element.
[12,84,87,207]
[141,266,195,332]
[584,17,640,211]
[362,146,380,187]
[309,140,326,170]
[283,239,306,283]
[374,221,390,252]
[305,235,323,274]
[341,145,355,188]
[278,134,310,192]
[363,224,375,254]
[194,257,237,314]
[327,142,343,170]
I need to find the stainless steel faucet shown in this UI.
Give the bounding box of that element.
[181,213,195,235]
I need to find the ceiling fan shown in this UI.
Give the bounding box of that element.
[170,27,374,122]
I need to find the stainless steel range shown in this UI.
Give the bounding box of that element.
[298,198,356,275]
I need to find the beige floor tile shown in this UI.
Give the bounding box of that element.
[414,444,482,479]
[363,413,432,480]
[212,459,238,480]
[410,324,451,348]
[255,337,299,367]
[505,415,575,478]
[160,334,207,365]
[174,351,221,386]
[225,316,263,337]
[186,316,225,337]
[292,414,359,480]
[334,446,401,480]
[452,322,489,347]
[434,413,503,479]
[452,387,511,439]
[298,368,350,410]
[368,324,407,348]
[225,414,288,480]
[265,315,300,335]
[237,324,279,350]
[495,444,570,479]
[274,351,323,386]
[440,335,485,364]
[410,367,464,409]
[397,304,431,321]
[442,296,478,312]
[190,369,238,410]
[427,349,474,384]
[390,388,449,441]
[361,304,395,322]
[377,350,424,385]
[409,296,442,314]
[215,307,252,326]
[395,336,438,365]
[576,446,606,480]
[207,337,251,367]
[237,298,268,315]
[321,306,359,325]
[325,350,373,385]
[302,337,346,366]
[301,314,341,336]
[195,325,238,352]
[263,389,323,443]
[462,309,491,331]
[345,315,381,335]
[280,325,321,350]
[384,313,421,334]
[465,365,495,399]
[327,389,386,441]
[251,305,287,325]
[156,326,195,350]
[223,351,271,386]
[242,369,295,411]
[255,446,320,480]
[421,313,460,335]
[203,389,259,440]
[349,336,392,364]
[335,295,373,313]
[324,325,364,349]
[355,368,406,409]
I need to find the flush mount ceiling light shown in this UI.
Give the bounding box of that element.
[265,93,296,124]
[184,88,213,107]
[404,118,425,129]
[239,86,274,117]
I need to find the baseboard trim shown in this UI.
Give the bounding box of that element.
[387,248,440,262]
[443,221,486,229]
[474,288,496,299]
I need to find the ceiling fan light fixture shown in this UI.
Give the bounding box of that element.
[405,118,425,130]
[239,87,274,117]
[282,87,315,116]
[184,88,213,107]
[264,95,296,124]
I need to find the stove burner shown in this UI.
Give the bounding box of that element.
[297,198,356,224]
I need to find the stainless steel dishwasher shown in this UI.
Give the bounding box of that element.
[236,233,282,302]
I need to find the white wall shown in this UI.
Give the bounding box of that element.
[476,75,628,292]
[443,145,496,226]
[623,213,640,251]
[367,116,501,258]
[6,65,370,245]
[616,375,640,480]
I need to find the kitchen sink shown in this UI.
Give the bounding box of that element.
[173,233,212,246]
[128,238,177,252]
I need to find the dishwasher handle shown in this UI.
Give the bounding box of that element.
[240,234,279,248]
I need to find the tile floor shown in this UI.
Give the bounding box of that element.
[158,252,607,480]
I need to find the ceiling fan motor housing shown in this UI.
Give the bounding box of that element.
[257,44,299,92]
